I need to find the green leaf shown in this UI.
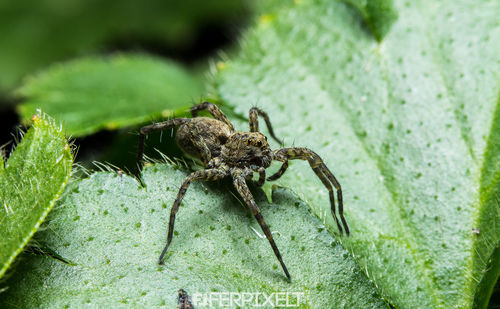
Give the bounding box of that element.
[0,0,246,93]
[0,113,73,279]
[215,0,500,308]
[17,54,204,137]
[0,165,388,308]
[473,97,500,309]
[342,0,398,41]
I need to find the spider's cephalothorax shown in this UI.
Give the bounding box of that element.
[136,102,349,280]
[221,132,272,168]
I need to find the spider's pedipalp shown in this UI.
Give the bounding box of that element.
[256,167,266,187]
[232,171,291,280]
[267,160,288,181]
[270,147,349,236]
[159,166,229,264]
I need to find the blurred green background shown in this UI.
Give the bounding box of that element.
[0,0,250,166]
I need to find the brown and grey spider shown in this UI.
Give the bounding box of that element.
[136,102,349,280]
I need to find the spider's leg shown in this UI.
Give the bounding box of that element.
[272,148,349,236]
[232,172,291,280]
[256,167,266,187]
[311,165,344,234]
[136,118,190,178]
[268,156,343,233]
[317,162,348,236]
[249,107,281,144]
[267,160,288,181]
[190,102,235,132]
[159,167,229,264]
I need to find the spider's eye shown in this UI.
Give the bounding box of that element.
[246,140,251,145]
[257,141,262,147]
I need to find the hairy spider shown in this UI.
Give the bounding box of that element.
[177,289,193,309]
[136,102,349,280]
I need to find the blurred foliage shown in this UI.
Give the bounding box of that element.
[17,54,204,137]
[0,0,248,94]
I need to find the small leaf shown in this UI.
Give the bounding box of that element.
[0,113,73,279]
[17,54,204,137]
[0,165,388,308]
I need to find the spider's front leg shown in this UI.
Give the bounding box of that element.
[159,166,229,264]
[248,107,281,144]
[232,169,291,280]
[270,148,349,236]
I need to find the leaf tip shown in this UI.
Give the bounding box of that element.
[343,0,399,41]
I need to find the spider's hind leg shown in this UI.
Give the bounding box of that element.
[271,147,349,236]
[190,102,235,132]
[136,118,190,179]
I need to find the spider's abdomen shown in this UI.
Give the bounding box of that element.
[176,117,232,164]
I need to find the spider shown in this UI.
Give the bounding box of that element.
[177,289,193,309]
[136,102,349,280]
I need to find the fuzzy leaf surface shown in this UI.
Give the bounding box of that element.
[0,165,387,308]
[215,0,500,308]
[0,114,73,279]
